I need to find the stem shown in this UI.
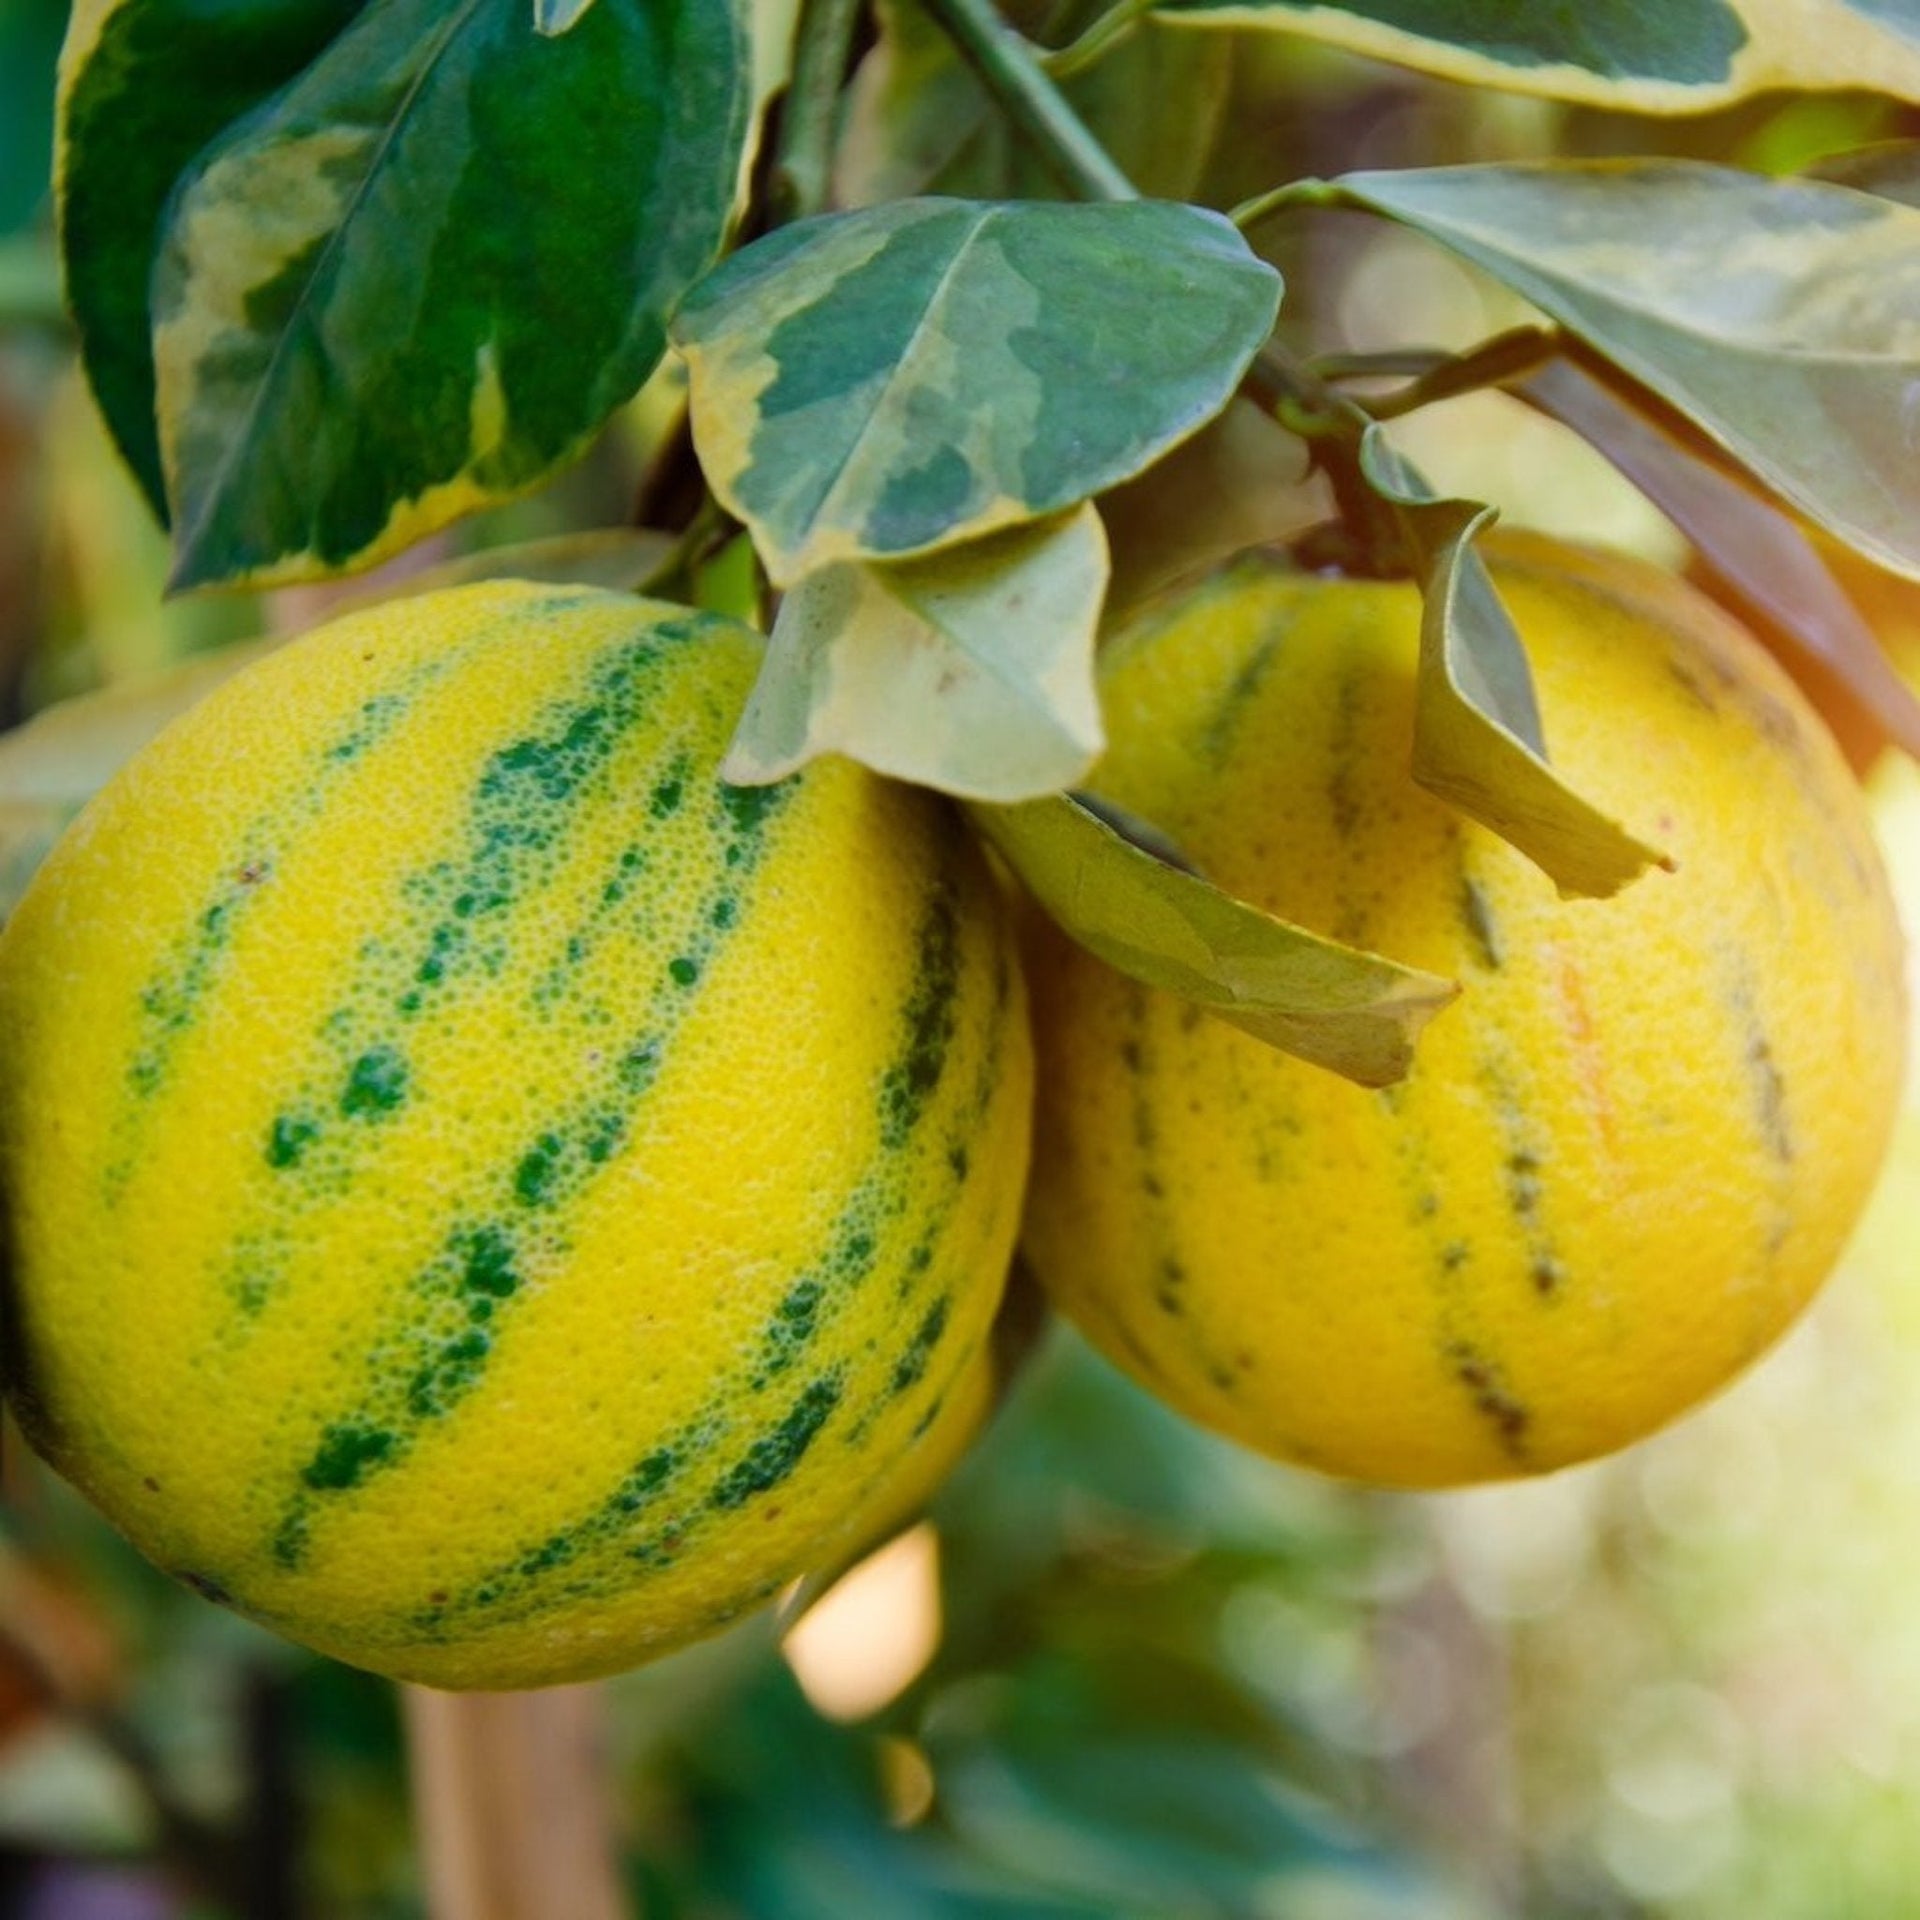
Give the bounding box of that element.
[1040,0,1155,81]
[917,0,1136,201]
[1227,176,1340,233]
[769,0,868,225]
[914,0,1404,569]
[405,1686,632,1920]
[1359,326,1559,421]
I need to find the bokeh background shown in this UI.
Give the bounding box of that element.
[3,5,1920,1913]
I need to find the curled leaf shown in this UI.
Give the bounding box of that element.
[969,790,1457,1087]
[726,506,1108,802]
[1360,428,1670,898]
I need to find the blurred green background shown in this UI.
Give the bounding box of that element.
[4,7,1920,1915]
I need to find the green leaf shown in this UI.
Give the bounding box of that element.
[1360,429,1670,899]
[726,506,1107,802]
[1519,360,1920,762]
[152,0,748,590]
[969,791,1456,1087]
[1150,0,1920,112]
[671,198,1282,586]
[55,0,366,516]
[1326,160,1920,582]
[0,0,63,235]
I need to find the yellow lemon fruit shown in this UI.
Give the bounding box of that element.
[1022,534,1906,1488]
[0,581,1032,1688]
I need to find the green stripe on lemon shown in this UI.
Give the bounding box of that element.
[0,580,1032,1689]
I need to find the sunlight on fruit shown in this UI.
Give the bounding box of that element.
[781,1523,943,1724]
[1417,758,1920,1913]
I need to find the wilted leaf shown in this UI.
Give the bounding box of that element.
[1519,360,1920,762]
[671,198,1281,585]
[727,507,1106,801]
[153,0,748,590]
[1151,0,1920,113]
[55,0,365,515]
[970,791,1456,1086]
[1326,160,1920,581]
[1361,429,1669,898]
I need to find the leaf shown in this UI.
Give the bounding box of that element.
[1360,429,1669,899]
[152,0,748,591]
[1325,160,1920,581]
[533,0,599,29]
[1096,400,1314,625]
[969,791,1456,1087]
[1150,0,1920,113]
[1518,360,1920,762]
[1805,138,1920,209]
[726,506,1107,802]
[55,0,366,516]
[833,0,993,205]
[670,198,1282,586]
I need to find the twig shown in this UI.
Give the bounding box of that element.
[916,0,1135,201]
[768,0,868,225]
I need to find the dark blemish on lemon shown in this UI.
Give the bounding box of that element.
[891,1295,951,1395]
[1460,874,1503,970]
[340,1046,408,1118]
[708,1374,843,1510]
[1448,1343,1529,1458]
[266,1112,319,1169]
[302,1422,396,1491]
[879,889,961,1149]
[461,1226,518,1300]
[669,956,699,987]
[515,1134,563,1206]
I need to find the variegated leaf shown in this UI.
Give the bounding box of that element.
[1519,361,1920,762]
[1328,161,1920,582]
[970,791,1458,1086]
[1361,429,1668,899]
[670,198,1281,586]
[1154,0,1920,112]
[56,0,366,516]
[726,506,1107,801]
[153,0,748,591]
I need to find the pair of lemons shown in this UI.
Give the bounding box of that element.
[0,533,1903,1687]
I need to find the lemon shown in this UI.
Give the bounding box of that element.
[1022,533,1907,1487]
[0,581,1032,1687]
